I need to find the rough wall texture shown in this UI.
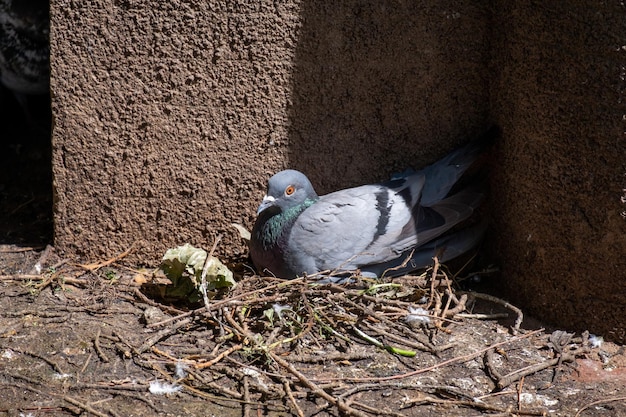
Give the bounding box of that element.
[51,1,626,340]
[51,1,302,261]
[489,2,626,342]
[50,0,491,261]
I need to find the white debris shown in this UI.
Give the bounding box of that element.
[149,380,182,395]
[242,367,269,390]
[174,361,188,379]
[273,303,292,319]
[241,367,260,378]
[519,393,558,407]
[405,306,431,324]
[2,349,15,359]
[589,334,603,348]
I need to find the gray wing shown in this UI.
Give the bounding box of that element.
[286,180,424,273]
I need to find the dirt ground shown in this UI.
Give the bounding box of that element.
[1,245,626,417]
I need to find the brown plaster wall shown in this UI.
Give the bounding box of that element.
[51,1,303,261]
[50,1,491,261]
[489,3,626,341]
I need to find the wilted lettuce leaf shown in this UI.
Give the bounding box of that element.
[160,244,235,302]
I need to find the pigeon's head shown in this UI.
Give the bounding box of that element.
[257,169,318,214]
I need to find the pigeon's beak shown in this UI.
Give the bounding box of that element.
[257,195,276,214]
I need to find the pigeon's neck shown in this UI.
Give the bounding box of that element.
[260,198,317,248]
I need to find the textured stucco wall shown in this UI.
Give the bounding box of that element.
[50,0,491,262]
[489,2,626,342]
[51,1,303,261]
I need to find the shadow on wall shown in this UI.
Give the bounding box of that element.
[0,0,52,246]
[287,1,493,194]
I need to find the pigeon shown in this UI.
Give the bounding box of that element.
[250,127,497,279]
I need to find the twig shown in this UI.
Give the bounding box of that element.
[517,375,525,412]
[484,348,503,382]
[80,352,93,374]
[456,313,509,320]
[183,369,244,400]
[78,243,136,272]
[290,351,377,363]
[131,288,185,315]
[199,234,223,311]
[146,278,304,329]
[402,394,547,416]
[94,328,110,363]
[351,401,408,417]
[428,256,441,308]
[443,291,467,318]
[361,321,432,353]
[464,291,524,334]
[283,377,304,417]
[495,352,576,390]
[0,274,43,280]
[63,395,110,417]
[194,344,243,369]
[242,375,251,417]
[28,244,54,274]
[0,246,45,253]
[135,317,193,354]
[2,346,66,375]
[380,248,415,278]
[575,396,626,417]
[269,351,371,417]
[313,329,544,383]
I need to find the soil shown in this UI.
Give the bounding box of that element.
[1,246,626,417]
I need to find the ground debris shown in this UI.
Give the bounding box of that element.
[0,251,624,416]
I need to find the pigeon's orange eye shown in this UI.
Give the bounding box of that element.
[285,185,296,196]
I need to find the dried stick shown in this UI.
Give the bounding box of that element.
[28,244,54,274]
[428,256,441,308]
[313,329,544,383]
[402,394,547,416]
[575,396,626,417]
[199,234,223,311]
[135,317,193,354]
[495,352,576,390]
[146,278,304,328]
[78,242,136,272]
[2,346,66,375]
[132,287,185,315]
[282,378,304,417]
[464,291,524,334]
[63,396,110,417]
[94,328,110,363]
[269,351,370,417]
[0,246,44,253]
[194,343,243,369]
[242,375,251,417]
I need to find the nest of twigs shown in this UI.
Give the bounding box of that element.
[121,255,594,417]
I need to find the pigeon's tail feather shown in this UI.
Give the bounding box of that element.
[363,220,488,278]
[420,126,499,206]
[407,186,483,249]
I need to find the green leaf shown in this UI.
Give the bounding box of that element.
[159,244,235,302]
